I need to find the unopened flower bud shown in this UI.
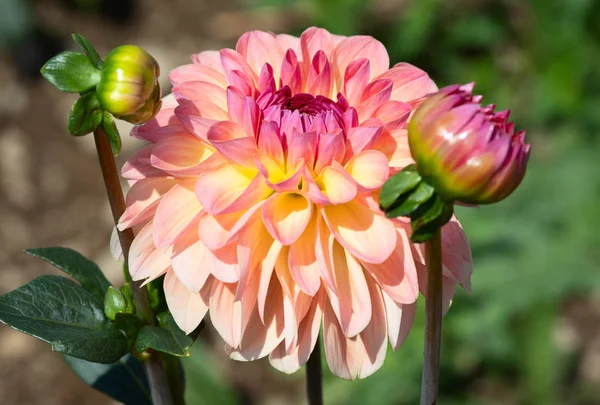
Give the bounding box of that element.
[96,45,161,124]
[104,286,134,320]
[408,83,531,204]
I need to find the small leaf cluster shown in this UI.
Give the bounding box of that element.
[41,34,122,155]
[380,164,454,243]
[0,247,199,404]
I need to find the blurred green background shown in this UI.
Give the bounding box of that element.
[1,0,599,404]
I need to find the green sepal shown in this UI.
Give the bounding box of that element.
[119,283,136,314]
[63,354,152,405]
[410,195,454,243]
[72,33,104,70]
[101,112,122,156]
[41,51,101,93]
[104,286,128,321]
[379,165,422,210]
[114,313,143,347]
[0,275,129,363]
[135,312,194,357]
[24,247,110,302]
[385,181,435,218]
[68,92,103,136]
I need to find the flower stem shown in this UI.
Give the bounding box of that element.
[93,128,175,405]
[306,337,323,405]
[420,229,443,405]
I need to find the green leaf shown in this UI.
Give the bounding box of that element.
[72,33,104,70]
[115,313,143,347]
[135,312,194,357]
[385,181,435,218]
[410,196,454,243]
[379,165,422,210]
[41,51,101,92]
[25,247,110,301]
[0,276,129,363]
[68,92,103,136]
[101,112,122,156]
[64,354,152,405]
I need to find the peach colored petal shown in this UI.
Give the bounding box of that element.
[209,242,239,283]
[229,280,285,361]
[344,150,389,190]
[262,192,313,245]
[191,50,223,72]
[174,98,229,126]
[372,100,411,132]
[122,145,165,180]
[373,128,414,169]
[172,81,228,111]
[132,105,187,143]
[323,277,387,380]
[128,222,172,282]
[382,292,416,350]
[153,182,202,248]
[327,243,372,337]
[257,121,284,164]
[287,130,317,170]
[269,289,324,373]
[207,121,258,167]
[316,162,358,204]
[441,219,473,292]
[171,222,213,292]
[150,133,214,176]
[197,202,263,250]
[164,271,211,334]
[118,177,177,231]
[376,62,438,103]
[276,34,301,57]
[361,228,419,304]
[288,215,321,296]
[322,200,397,264]
[169,64,227,88]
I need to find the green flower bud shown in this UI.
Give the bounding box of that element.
[104,285,135,321]
[96,45,161,124]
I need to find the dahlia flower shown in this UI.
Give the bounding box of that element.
[119,27,472,379]
[409,83,530,204]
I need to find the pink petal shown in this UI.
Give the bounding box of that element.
[276,34,301,56]
[322,199,397,264]
[342,58,370,106]
[374,128,414,169]
[382,292,416,350]
[314,132,345,174]
[287,130,318,170]
[164,271,211,334]
[356,79,393,122]
[344,125,382,162]
[376,62,438,103]
[441,219,473,292]
[307,50,333,97]
[169,64,227,88]
[236,30,284,80]
[372,100,411,132]
[333,36,390,85]
[362,228,419,304]
[300,27,336,77]
[129,222,171,282]
[152,181,202,248]
[344,150,389,190]
[118,177,177,230]
[150,133,214,176]
[257,121,284,165]
[174,98,229,129]
[132,104,187,143]
[220,49,258,87]
[262,192,313,246]
[279,49,303,94]
[288,215,321,296]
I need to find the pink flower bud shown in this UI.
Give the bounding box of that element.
[408,83,531,204]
